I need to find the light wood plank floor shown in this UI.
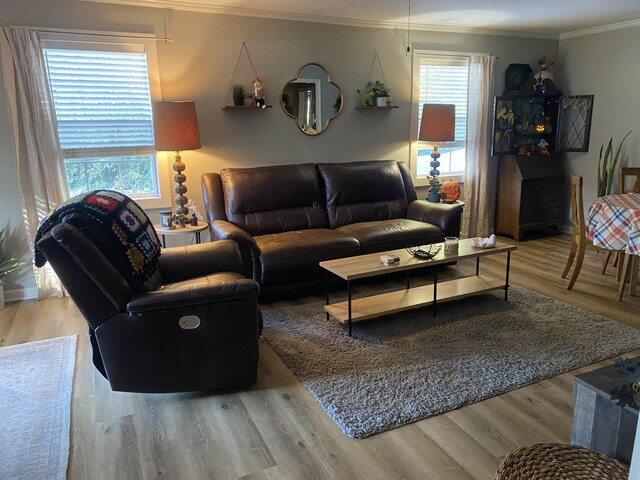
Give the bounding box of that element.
[1,234,639,480]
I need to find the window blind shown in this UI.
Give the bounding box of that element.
[418,58,469,147]
[44,49,155,159]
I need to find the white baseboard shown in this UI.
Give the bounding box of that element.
[4,287,38,302]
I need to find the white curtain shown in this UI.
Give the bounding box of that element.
[0,27,68,298]
[461,55,496,238]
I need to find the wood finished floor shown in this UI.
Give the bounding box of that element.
[1,234,639,480]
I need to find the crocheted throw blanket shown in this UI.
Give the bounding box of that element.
[35,190,161,280]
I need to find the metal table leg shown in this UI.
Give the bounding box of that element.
[433,269,438,317]
[348,280,352,337]
[476,257,480,275]
[325,270,329,320]
[505,251,511,301]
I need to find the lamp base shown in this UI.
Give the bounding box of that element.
[427,192,441,203]
[173,152,188,216]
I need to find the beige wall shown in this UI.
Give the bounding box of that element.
[0,0,558,296]
[557,26,640,212]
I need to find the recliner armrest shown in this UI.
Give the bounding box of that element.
[406,200,463,237]
[159,240,243,284]
[127,275,259,313]
[210,220,256,247]
[210,220,258,279]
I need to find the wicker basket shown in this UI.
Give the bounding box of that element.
[495,443,629,480]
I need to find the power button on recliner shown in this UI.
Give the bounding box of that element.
[179,315,201,330]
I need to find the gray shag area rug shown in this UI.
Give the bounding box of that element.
[0,335,76,480]
[262,286,640,438]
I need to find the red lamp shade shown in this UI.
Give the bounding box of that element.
[153,101,201,152]
[419,104,456,142]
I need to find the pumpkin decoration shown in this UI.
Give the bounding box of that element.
[440,180,460,203]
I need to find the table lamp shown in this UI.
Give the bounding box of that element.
[153,101,201,217]
[419,104,455,203]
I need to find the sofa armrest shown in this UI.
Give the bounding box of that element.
[210,220,257,279]
[406,200,463,237]
[159,240,243,284]
[127,277,259,313]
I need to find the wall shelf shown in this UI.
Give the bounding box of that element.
[355,105,399,111]
[221,105,272,110]
[356,49,397,110]
[222,38,270,110]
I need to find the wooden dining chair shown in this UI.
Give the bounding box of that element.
[561,175,588,289]
[561,175,620,290]
[601,167,640,282]
[619,167,639,297]
[621,166,640,193]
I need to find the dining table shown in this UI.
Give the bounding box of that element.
[587,192,640,299]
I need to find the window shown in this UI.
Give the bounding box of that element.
[41,32,167,206]
[413,54,470,182]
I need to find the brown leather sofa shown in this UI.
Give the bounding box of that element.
[202,160,463,286]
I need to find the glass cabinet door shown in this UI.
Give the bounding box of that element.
[556,95,594,152]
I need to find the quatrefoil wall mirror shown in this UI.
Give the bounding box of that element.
[281,63,343,135]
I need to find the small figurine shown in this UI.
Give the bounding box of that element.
[168,214,186,229]
[252,75,266,108]
[517,145,531,156]
[537,139,550,156]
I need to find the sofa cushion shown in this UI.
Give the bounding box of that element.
[336,219,444,253]
[254,229,361,285]
[317,161,409,228]
[221,164,329,236]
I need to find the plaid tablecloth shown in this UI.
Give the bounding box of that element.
[587,193,640,255]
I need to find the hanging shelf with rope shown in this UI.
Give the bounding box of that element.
[356,49,398,110]
[222,38,272,110]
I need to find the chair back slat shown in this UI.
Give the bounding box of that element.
[620,167,640,193]
[569,175,586,237]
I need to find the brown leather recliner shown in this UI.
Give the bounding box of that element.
[36,212,262,393]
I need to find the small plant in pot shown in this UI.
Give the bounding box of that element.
[0,226,27,309]
[231,83,246,106]
[243,92,254,107]
[368,80,391,107]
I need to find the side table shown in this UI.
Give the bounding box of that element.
[154,223,208,248]
[571,358,639,464]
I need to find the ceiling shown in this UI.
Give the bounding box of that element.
[81,0,640,38]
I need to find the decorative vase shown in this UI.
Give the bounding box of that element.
[243,97,253,107]
[376,96,390,107]
[233,96,243,106]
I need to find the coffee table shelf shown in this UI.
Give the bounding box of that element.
[325,275,506,323]
[320,239,516,336]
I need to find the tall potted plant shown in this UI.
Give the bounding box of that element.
[0,227,26,309]
[597,131,632,197]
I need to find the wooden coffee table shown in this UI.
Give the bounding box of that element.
[320,238,517,336]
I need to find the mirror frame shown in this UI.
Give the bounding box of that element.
[281,63,343,136]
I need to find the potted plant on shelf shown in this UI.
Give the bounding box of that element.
[0,226,26,310]
[243,92,254,107]
[368,80,391,107]
[231,83,246,106]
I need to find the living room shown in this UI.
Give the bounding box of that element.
[1,0,640,478]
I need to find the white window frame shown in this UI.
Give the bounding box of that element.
[410,50,473,187]
[41,29,170,210]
